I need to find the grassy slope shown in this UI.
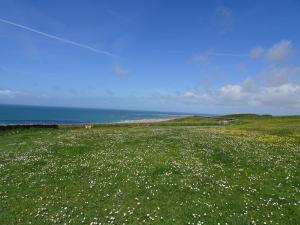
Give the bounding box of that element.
[0,115,299,225]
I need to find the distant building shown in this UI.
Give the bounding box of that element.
[85,124,92,129]
[218,118,236,125]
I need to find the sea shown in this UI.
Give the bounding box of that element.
[0,104,192,125]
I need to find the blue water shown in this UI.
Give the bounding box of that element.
[0,104,190,125]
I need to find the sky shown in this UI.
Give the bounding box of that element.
[0,0,300,115]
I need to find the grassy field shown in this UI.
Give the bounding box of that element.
[0,115,299,225]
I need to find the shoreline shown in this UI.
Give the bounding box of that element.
[0,116,190,128]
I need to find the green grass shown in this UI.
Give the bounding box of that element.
[0,115,299,224]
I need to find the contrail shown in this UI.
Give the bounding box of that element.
[0,17,114,56]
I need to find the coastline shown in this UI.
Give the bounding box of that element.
[0,104,192,126]
[0,116,190,129]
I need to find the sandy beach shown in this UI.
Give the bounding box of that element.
[112,116,185,124]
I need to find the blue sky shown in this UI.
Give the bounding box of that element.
[1,0,300,114]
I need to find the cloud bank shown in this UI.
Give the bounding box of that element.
[177,66,300,108]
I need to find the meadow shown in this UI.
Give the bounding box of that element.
[0,115,299,225]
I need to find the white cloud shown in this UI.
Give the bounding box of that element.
[190,50,214,64]
[242,77,258,93]
[0,89,25,97]
[214,6,233,34]
[216,6,232,18]
[158,65,300,109]
[259,83,300,107]
[219,85,244,101]
[259,66,300,86]
[190,49,246,64]
[250,40,293,62]
[263,83,300,97]
[250,47,264,59]
[183,91,197,98]
[112,64,128,76]
[181,91,213,105]
[179,82,300,108]
[265,40,293,61]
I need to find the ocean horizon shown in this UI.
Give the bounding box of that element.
[0,104,200,125]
